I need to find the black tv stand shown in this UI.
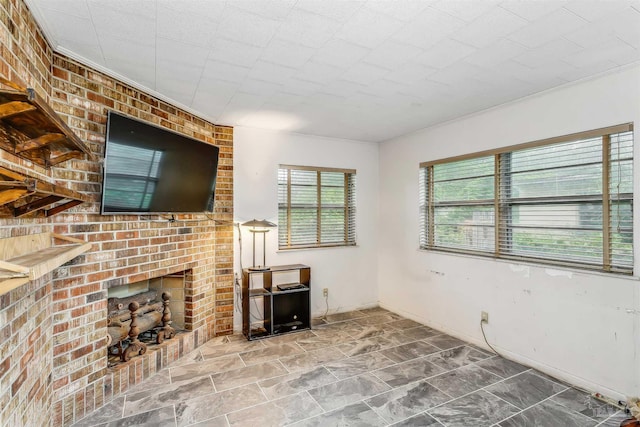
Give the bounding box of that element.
[242,264,311,340]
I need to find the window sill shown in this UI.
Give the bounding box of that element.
[277,244,359,253]
[417,248,638,281]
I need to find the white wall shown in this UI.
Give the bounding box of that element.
[378,64,640,399]
[233,127,380,330]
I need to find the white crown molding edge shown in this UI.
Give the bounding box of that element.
[24,0,229,130]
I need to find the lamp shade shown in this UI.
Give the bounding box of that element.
[242,219,277,228]
[241,219,276,270]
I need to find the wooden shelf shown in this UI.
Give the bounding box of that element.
[0,77,95,168]
[249,288,270,297]
[273,284,309,294]
[0,232,91,295]
[0,165,90,217]
[242,264,311,340]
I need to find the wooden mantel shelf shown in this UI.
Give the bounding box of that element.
[0,77,95,167]
[0,232,91,295]
[0,165,90,217]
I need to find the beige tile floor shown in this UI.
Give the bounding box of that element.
[72,307,629,427]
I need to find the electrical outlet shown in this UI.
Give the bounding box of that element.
[481,311,489,323]
[323,288,328,297]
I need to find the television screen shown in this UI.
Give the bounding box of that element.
[101,111,219,214]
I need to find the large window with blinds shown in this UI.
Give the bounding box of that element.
[278,165,356,249]
[419,124,634,274]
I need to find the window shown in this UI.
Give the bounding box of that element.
[419,124,634,274]
[278,165,356,249]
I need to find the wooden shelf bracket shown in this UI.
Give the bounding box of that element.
[0,77,95,167]
[0,165,90,218]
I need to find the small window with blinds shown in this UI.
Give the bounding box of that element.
[278,165,356,249]
[419,123,634,274]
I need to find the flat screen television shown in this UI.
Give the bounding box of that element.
[101,111,219,214]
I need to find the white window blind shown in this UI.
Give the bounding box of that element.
[278,165,356,249]
[419,124,634,274]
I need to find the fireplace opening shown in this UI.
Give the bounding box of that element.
[106,270,188,365]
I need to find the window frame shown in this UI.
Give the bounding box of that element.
[419,123,634,275]
[278,164,356,250]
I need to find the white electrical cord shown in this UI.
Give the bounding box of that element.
[234,222,243,315]
[479,318,628,412]
[323,293,329,319]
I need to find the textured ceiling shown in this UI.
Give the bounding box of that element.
[26,0,640,142]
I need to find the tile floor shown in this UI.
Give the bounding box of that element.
[72,307,629,427]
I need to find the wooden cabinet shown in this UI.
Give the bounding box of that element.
[242,264,310,340]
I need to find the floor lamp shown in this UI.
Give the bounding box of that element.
[242,219,277,271]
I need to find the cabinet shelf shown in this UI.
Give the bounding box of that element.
[0,232,91,295]
[273,284,309,294]
[249,288,270,297]
[249,284,310,297]
[0,77,95,168]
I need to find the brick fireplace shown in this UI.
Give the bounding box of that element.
[0,1,233,426]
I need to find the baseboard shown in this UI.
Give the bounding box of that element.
[378,302,629,403]
[311,301,380,319]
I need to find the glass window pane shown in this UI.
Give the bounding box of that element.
[510,138,601,172]
[509,203,602,230]
[321,172,344,186]
[434,156,493,181]
[510,229,602,263]
[321,208,345,243]
[434,205,494,251]
[277,168,287,184]
[610,159,632,194]
[291,184,317,205]
[611,132,633,159]
[321,186,345,205]
[290,208,317,245]
[509,164,602,198]
[434,206,495,225]
[291,169,316,185]
[611,201,633,267]
[434,176,494,202]
[278,208,288,245]
[434,224,495,251]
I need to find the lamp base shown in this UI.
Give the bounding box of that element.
[248,266,271,271]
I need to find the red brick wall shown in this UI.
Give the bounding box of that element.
[0,1,234,425]
[0,2,56,426]
[0,275,53,427]
[0,0,51,97]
